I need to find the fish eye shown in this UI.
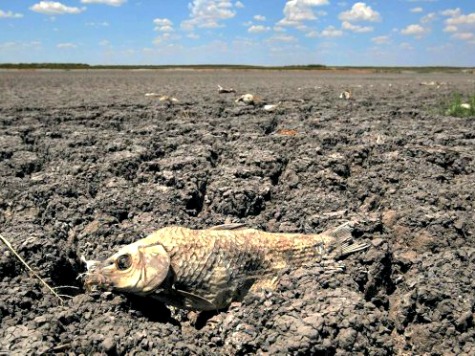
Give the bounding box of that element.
[116,254,132,271]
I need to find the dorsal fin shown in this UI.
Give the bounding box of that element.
[209,223,247,230]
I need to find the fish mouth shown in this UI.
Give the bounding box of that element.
[81,257,113,292]
[84,272,112,292]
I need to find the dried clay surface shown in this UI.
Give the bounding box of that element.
[0,70,474,355]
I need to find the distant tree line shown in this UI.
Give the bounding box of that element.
[0,63,91,69]
[0,63,472,73]
[0,63,329,70]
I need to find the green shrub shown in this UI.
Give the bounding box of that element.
[445,93,475,117]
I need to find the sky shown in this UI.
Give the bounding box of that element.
[0,0,474,66]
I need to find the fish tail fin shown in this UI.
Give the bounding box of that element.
[323,221,370,259]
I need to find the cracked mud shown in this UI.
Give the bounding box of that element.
[0,70,474,355]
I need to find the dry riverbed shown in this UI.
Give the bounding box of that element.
[0,70,474,354]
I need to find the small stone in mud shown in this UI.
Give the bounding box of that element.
[101,337,117,355]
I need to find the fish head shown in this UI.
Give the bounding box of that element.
[84,240,170,295]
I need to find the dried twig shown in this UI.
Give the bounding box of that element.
[217,84,236,94]
[53,285,80,290]
[0,233,64,304]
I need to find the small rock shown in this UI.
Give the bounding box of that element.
[101,337,117,356]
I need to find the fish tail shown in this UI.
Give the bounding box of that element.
[322,221,369,259]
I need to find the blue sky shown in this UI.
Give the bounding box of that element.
[1,1,474,66]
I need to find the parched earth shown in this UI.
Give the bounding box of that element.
[0,70,474,355]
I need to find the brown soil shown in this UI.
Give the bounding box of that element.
[0,70,474,355]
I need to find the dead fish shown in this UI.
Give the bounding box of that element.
[217,84,236,94]
[263,101,282,112]
[339,90,352,100]
[419,81,446,88]
[145,93,179,106]
[84,222,368,311]
[235,94,261,106]
[158,96,179,105]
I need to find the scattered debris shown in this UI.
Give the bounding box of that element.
[263,102,282,112]
[339,90,352,100]
[144,93,179,106]
[461,103,471,110]
[158,96,179,105]
[276,129,299,136]
[217,84,236,94]
[419,81,447,88]
[235,93,261,106]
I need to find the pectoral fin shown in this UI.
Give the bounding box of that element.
[173,289,217,311]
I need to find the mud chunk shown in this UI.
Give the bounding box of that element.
[336,328,357,349]
[101,337,118,355]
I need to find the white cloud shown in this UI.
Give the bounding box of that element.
[248,25,270,33]
[399,42,414,50]
[410,7,423,13]
[421,12,437,23]
[372,35,390,44]
[342,21,373,33]
[278,0,329,27]
[158,25,173,32]
[0,41,41,50]
[152,19,182,46]
[446,13,475,26]
[181,0,238,30]
[154,18,172,27]
[85,21,109,27]
[254,15,266,21]
[57,42,78,49]
[339,2,381,22]
[441,9,475,38]
[452,32,474,41]
[154,18,174,32]
[440,8,461,18]
[30,1,85,15]
[80,0,126,6]
[443,25,457,33]
[153,32,175,45]
[427,44,451,52]
[268,34,297,42]
[321,25,343,37]
[305,30,319,37]
[187,33,200,39]
[0,9,24,18]
[235,1,244,8]
[400,24,428,37]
